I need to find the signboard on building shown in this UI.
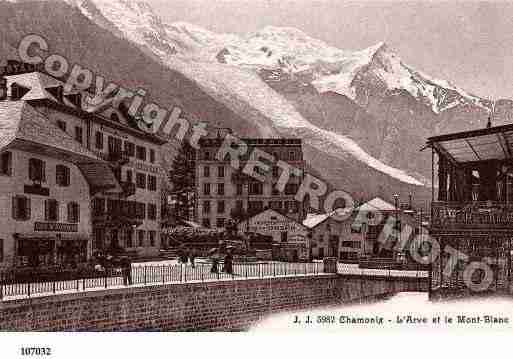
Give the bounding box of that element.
[0,61,45,76]
[239,209,308,244]
[34,222,78,232]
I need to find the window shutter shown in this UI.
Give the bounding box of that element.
[66,166,70,186]
[12,196,18,219]
[67,203,72,222]
[42,161,46,182]
[28,159,35,181]
[26,198,31,220]
[44,199,49,221]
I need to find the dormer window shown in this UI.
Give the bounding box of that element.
[110,113,120,122]
[46,86,64,102]
[10,83,30,100]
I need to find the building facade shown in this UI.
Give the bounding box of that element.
[195,135,305,229]
[0,101,117,268]
[1,64,167,261]
[303,212,362,260]
[237,209,309,261]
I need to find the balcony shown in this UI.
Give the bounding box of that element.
[120,181,136,197]
[98,150,130,166]
[92,199,144,228]
[431,201,513,231]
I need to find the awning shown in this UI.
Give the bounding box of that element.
[427,123,513,164]
[14,233,89,241]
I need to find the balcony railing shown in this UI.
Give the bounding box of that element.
[120,181,136,197]
[98,150,130,166]
[431,201,513,230]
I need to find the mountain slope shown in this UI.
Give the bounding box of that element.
[64,0,430,199]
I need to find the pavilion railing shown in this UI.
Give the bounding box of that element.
[431,201,513,229]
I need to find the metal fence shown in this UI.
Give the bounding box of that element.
[0,261,325,300]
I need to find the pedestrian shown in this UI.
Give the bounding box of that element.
[190,250,196,268]
[224,252,233,275]
[211,257,219,274]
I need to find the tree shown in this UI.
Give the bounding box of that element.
[168,141,196,221]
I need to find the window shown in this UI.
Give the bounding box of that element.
[217,183,225,195]
[12,196,30,221]
[148,175,157,191]
[149,149,156,163]
[75,126,83,144]
[204,151,211,161]
[218,166,225,178]
[270,201,282,211]
[56,165,70,187]
[272,186,280,196]
[249,182,263,195]
[67,202,80,223]
[0,151,12,176]
[136,203,146,219]
[217,200,225,214]
[138,230,145,247]
[108,136,123,155]
[57,120,66,132]
[0,238,3,262]
[95,132,103,149]
[28,158,45,182]
[285,183,299,195]
[235,200,243,211]
[236,184,243,195]
[203,183,211,195]
[136,146,147,161]
[149,231,156,247]
[248,201,263,214]
[45,199,59,221]
[351,224,362,233]
[342,241,360,249]
[125,229,133,248]
[147,203,157,220]
[136,172,146,189]
[126,169,133,183]
[124,141,135,157]
[203,166,210,177]
[272,166,279,178]
[216,218,225,228]
[202,218,211,228]
[285,201,299,213]
[203,200,211,214]
[289,151,297,161]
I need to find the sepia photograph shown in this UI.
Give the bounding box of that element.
[0,0,512,356]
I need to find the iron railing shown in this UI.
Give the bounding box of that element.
[0,261,325,300]
[431,201,513,229]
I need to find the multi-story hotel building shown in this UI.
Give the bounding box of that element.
[0,100,120,268]
[0,62,167,264]
[195,132,305,229]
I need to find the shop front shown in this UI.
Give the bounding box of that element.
[14,228,90,268]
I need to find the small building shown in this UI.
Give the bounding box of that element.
[303,210,364,260]
[354,197,420,259]
[237,208,309,261]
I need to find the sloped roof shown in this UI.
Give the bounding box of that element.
[5,72,62,102]
[0,101,120,191]
[303,212,332,229]
[358,197,397,212]
[0,101,100,161]
[239,208,307,229]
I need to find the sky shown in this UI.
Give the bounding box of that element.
[147,0,513,100]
